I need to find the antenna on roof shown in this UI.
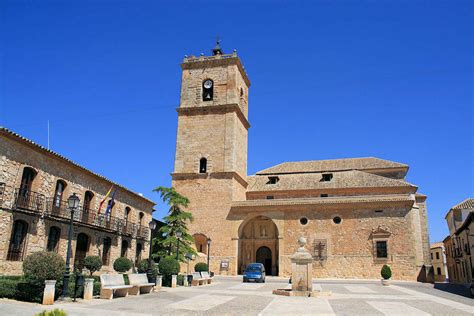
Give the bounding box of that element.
[47,120,50,150]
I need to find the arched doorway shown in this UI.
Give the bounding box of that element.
[75,233,89,270]
[256,246,272,274]
[238,216,279,276]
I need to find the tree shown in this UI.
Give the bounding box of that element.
[83,256,102,277]
[153,186,196,262]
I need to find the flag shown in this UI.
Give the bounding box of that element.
[98,186,113,214]
[104,188,117,216]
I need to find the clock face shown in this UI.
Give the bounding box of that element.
[203,80,213,89]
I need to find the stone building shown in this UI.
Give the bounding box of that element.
[430,242,448,282]
[171,43,431,281]
[443,198,473,286]
[0,128,155,275]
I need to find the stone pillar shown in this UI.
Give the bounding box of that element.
[83,278,94,300]
[156,275,162,290]
[42,280,56,305]
[171,275,177,288]
[183,274,188,287]
[291,237,313,293]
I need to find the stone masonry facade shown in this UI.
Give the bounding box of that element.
[173,47,431,281]
[0,128,155,275]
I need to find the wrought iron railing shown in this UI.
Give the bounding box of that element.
[121,221,135,236]
[137,225,149,239]
[13,188,45,212]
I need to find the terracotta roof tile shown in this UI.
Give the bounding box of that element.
[451,198,474,210]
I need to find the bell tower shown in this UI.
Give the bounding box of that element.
[172,42,250,274]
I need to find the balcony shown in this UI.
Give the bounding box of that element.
[121,221,136,236]
[13,188,45,212]
[137,225,149,239]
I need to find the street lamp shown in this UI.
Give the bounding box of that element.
[207,238,212,273]
[175,230,182,261]
[147,220,157,283]
[62,193,80,300]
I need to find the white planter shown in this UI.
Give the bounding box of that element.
[381,278,391,286]
[42,280,56,305]
[83,278,94,300]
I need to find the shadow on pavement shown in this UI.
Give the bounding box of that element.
[433,282,473,299]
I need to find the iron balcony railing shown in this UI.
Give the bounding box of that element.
[13,188,45,212]
[137,225,149,239]
[121,221,136,236]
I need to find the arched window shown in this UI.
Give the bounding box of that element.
[135,242,143,265]
[125,207,131,221]
[202,79,214,101]
[7,220,29,261]
[102,237,112,265]
[83,191,94,210]
[17,167,37,208]
[194,233,208,254]
[53,180,67,208]
[139,212,144,226]
[47,226,61,252]
[199,158,207,173]
[121,239,129,257]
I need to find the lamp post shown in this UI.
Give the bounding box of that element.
[62,193,80,300]
[207,238,212,273]
[175,230,182,261]
[147,220,157,283]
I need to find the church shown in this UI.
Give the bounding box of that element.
[171,42,431,281]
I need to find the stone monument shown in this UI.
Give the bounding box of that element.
[273,237,331,297]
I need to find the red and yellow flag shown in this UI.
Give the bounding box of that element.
[98,185,114,214]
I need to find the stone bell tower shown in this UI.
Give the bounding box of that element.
[172,41,250,274]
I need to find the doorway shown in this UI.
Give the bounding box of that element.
[256,246,272,274]
[75,233,89,270]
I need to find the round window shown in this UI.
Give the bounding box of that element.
[299,217,308,225]
[333,216,342,224]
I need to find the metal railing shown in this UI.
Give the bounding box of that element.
[13,188,45,212]
[121,221,135,236]
[137,225,149,239]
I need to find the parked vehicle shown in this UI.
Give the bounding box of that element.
[243,263,266,283]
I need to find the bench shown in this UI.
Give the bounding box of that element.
[191,272,206,286]
[100,274,133,299]
[200,271,212,284]
[128,273,155,295]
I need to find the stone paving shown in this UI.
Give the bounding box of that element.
[1,276,473,315]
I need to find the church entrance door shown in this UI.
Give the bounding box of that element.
[256,246,272,274]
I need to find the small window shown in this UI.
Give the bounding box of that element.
[376,241,388,258]
[431,253,433,260]
[332,216,342,224]
[436,252,440,260]
[240,88,244,97]
[437,267,441,275]
[199,158,207,173]
[375,210,383,213]
[320,194,328,198]
[266,196,274,200]
[202,79,214,101]
[267,176,279,184]
[321,173,333,182]
[299,217,308,225]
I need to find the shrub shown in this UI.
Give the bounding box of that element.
[113,257,133,273]
[16,281,43,303]
[36,309,67,316]
[381,264,392,280]
[158,257,180,287]
[0,278,20,299]
[83,256,102,276]
[23,251,65,285]
[137,259,159,277]
[194,262,208,272]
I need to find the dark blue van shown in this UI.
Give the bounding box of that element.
[243,263,266,283]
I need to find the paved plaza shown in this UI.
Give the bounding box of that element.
[1,277,473,315]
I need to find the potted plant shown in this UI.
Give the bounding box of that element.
[381,264,392,286]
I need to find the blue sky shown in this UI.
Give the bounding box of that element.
[1,1,472,243]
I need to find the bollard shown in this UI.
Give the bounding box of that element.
[171,275,177,288]
[42,280,56,305]
[83,278,94,300]
[156,275,162,291]
[183,274,188,287]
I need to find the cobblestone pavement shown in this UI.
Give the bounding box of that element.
[1,277,473,315]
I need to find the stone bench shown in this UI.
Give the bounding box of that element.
[200,271,212,284]
[100,274,133,299]
[191,272,206,286]
[128,273,155,295]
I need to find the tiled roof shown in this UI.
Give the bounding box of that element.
[247,170,416,192]
[256,157,408,175]
[430,242,444,249]
[0,127,155,205]
[451,198,474,210]
[232,194,415,209]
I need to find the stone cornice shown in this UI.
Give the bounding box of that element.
[171,171,248,188]
[181,54,251,87]
[176,104,250,130]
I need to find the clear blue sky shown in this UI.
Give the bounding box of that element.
[1,1,472,243]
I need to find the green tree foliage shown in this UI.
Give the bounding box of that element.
[381,264,392,280]
[36,309,67,316]
[113,257,133,273]
[83,256,102,276]
[137,259,159,277]
[153,186,196,262]
[23,251,65,285]
[194,262,208,272]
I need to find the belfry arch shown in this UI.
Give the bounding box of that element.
[238,216,279,276]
